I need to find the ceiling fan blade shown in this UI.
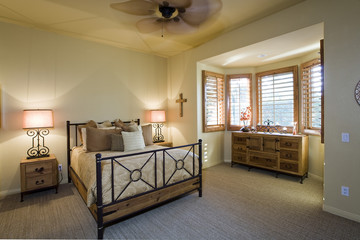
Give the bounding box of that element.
[180,0,222,26]
[164,18,197,34]
[110,0,156,16]
[152,0,192,8]
[136,17,162,33]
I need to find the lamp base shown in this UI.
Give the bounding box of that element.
[27,154,50,160]
[26,129,50,160]
[153,140,165,143]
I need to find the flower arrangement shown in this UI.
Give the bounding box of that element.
[240,106,251,132]
[240,106,251,125]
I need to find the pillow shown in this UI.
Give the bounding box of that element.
[86,127,121,152]
[141,124,153,146]
[122,130,145,152]
[110,134,124,151]
[114,119,138,132]
[97,120,113,128]
[77,120,97,144]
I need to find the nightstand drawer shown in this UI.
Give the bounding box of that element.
[26,174,53,190]
[25,162,52,176]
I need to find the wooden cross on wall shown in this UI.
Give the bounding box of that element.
[176,93,187,117]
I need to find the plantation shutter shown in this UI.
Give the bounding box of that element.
[226,74,252,130]
[256,66,298,127]
[202,71,225,132]
[301,58,322,131]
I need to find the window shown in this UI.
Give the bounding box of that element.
[202,70,225,132]
[226,74,252,130]
[256,66,298,127]
[301,58,322,134]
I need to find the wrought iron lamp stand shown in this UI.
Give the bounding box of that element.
[26,128,50,159]
[152,123,164,143]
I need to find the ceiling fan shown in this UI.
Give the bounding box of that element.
[110,0,222,36]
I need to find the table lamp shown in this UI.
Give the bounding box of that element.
[150,110,166,143]
[23,109,54,159]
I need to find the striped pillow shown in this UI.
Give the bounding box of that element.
[122,130,145,151]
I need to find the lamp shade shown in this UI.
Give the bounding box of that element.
[23,109,54,129]
[150,110,166,123]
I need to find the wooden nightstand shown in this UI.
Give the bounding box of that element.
[154,142,173,147]
[20,154,58,201]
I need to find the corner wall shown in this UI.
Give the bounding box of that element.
[0,22,168,197]
[168,0,360,222]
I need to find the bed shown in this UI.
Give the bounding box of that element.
[66,119,202,239]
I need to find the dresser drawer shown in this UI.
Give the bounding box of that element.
[25,174,53,191]
[233,135,247,145]
[280,162,299,173]
[25,161,52,176]
[233,153,247,163]
[279,138,300,150]
[280,150,298,161]
[233,144,247,153]
[249,152,277,169]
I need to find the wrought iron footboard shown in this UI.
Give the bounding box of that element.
[95,139,202,238]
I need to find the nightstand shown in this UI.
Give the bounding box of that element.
[20,154,58,202]
[154,142,173,147]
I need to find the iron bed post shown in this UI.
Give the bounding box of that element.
[96,153,104,239]
[66,121,71,183]
[198,139,202,197]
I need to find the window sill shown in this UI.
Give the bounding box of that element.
[302,129,321,136]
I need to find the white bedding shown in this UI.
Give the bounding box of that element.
[71,145,199,207]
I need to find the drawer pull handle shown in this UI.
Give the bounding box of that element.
[35,167,44,173]
[36,180,45,185]
[285,142,292,146]
[286,154,292,158]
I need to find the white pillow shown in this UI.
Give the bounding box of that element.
[81,127,87,151]
[122,130,145,151]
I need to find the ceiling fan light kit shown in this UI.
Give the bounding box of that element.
[111,0,222,36]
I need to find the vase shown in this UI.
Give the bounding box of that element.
[240,126,250,132]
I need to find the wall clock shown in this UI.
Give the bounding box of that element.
[356,80,360,105]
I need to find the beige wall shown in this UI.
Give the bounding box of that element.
[0,22,168,197]
[168,0,360,222]
[0,0,359,224]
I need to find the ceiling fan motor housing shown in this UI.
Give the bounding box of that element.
[159,5,176,18]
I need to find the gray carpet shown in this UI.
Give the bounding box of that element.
[1,163,359,239]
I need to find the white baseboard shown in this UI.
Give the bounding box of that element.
[323,204,360,223]
[0,188,20,200]
[308,172,323,182]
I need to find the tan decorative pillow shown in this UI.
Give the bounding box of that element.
[142,124,153,146]
[97,120,113,128]
[78,120,97,144]
[114,119,138,132]
[110,134,124,151]
[86,127,121,152]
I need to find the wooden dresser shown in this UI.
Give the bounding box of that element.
[232,132,308,183]
[20,154,58,201]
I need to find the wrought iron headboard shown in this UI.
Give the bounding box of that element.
[66,119,140,183]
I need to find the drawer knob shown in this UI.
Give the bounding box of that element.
[285,142,292,146]
[36,180,45,185]
[35,167,44,173]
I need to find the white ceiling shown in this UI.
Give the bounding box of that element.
[201,23,324,68]
[0,0,306,59]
